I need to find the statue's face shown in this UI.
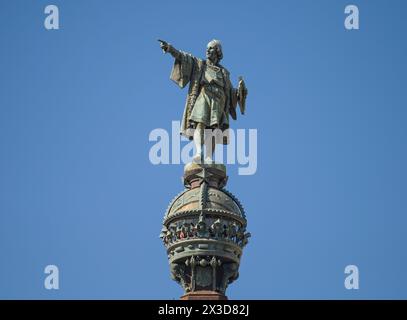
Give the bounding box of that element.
[206,45,218,62]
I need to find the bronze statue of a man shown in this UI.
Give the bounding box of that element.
[159,39,247,163]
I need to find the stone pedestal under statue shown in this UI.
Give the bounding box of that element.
[160,162,250,300]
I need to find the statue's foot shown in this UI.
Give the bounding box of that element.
[204,156,214,164]
[193,154,202,164]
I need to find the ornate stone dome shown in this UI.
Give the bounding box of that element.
[164,186,246,222]
[160,162,250,297]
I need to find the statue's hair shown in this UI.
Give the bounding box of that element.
[207,39,223,61]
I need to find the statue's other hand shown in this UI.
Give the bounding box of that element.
[238,78,248,96]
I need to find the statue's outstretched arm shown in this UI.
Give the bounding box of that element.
[158,39,181,60]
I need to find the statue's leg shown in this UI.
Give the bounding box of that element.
[204,132,215,163]
[193,122,204,163]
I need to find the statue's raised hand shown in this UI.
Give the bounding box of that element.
[158,39,170,53]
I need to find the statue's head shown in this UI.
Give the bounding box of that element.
[206,39,223,63]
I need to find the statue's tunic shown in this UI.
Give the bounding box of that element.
[190,63,226,128]
[169,50,238,144]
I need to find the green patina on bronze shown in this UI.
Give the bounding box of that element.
[159,39,248,163]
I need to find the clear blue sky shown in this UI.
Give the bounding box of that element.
[0,0,406,299]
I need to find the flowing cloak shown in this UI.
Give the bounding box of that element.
[169,51,238,145]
